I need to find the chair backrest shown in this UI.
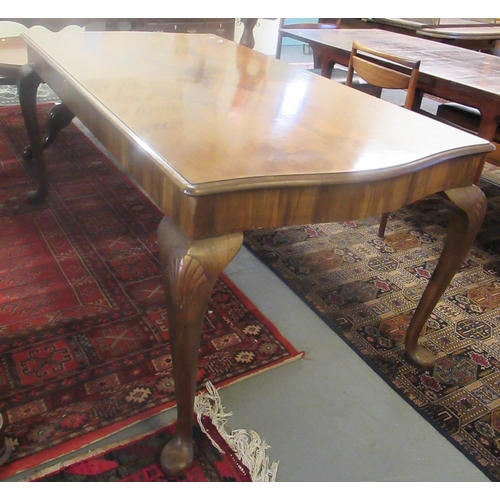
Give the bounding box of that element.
[275,19,340,60]
[345,40,421,109]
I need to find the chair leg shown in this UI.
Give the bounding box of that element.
[378,213,389,238]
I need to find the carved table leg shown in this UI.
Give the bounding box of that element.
[0,413,13,466]
[23,103,75,160]
[18,64,47,204]
[157,216,243,476]
[405,185,487,369]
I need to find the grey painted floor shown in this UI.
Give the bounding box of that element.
[3,45,492,483]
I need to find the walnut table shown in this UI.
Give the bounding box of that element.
[16,29,493,475]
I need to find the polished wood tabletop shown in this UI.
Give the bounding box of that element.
[280,28,500,95]
[358,18,500,50]
[369,18,500,40]
[14,29,493,476]
[21,30,492,234]
[280,28,500,172]
[370,18,498,28]
[417,25,500,41]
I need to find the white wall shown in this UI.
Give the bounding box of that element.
[233,18,280,55]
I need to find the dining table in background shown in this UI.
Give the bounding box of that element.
[3,28,493,475]
[280,27,500,183]
[334,18,500,51]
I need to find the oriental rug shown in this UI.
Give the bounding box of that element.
[0,104,302,479]
[244,182,500,482]
[28,383,277,482]
[0,84,59,106]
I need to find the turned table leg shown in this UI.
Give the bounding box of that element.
[405,185,487,369]
[157,216,243,476]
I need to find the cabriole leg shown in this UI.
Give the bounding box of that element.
[157,216,242,476]
[405,185,487,369]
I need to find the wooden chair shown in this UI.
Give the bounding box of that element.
[345,40,421,238]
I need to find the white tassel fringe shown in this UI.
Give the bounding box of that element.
[194,382,279,482]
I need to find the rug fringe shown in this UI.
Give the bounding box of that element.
[194,382,279,482]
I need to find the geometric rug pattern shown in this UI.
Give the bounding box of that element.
[29,416,254,482]
[245,180,500,481]
[0,104,302,479]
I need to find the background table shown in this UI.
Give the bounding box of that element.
[280,27,500,180]
[335,18,500,50]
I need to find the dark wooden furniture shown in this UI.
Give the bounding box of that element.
[279,28,500,183]
[11,30,493,476]
[1,18,236,39]
[370,18,500,51]
[133,18,235,40]
[0,18,256,470]
[0,18,249,160]
[0,33,77,160]
[275,19,380,96]
[433,47,500,167]
[344,41,421,238]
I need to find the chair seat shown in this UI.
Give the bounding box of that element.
[436,102,500,165]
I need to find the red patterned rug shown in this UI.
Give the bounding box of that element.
[32,420,252,482]
[0,105,302,479]
[245,181,500,482]
[28,383,275,482]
